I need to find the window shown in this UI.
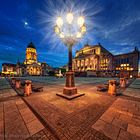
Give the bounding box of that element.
[124,58,127,63]
[118,59,120,64]
[3,66,7,72]
[127,58,129,63]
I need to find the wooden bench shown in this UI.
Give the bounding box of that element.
[21,80,26,87]
[32,84,43,92]
[97,84,108,92]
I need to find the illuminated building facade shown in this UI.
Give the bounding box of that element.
[73,43,114,77]
[2,63,17,75]
[23,42,42,76]
[114,47,139,78]
[2,42,51,76]
[73,43,139,77]
[24,42,38,65]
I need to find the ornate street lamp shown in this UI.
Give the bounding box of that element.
[55,12,86,99]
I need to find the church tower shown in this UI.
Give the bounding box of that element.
[24,42,37,64]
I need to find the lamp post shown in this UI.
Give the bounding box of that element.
[55,12,86,99]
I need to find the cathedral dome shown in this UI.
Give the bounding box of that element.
[27,42,36,49]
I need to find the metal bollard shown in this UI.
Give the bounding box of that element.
[108,80,117,95]
[24,80,32,96]
[120,78,126,88]
[15,79,21,89]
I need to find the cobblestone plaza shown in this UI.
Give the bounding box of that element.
[0,77,140,140]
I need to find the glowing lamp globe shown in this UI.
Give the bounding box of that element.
[81,24,86,34]
[54,25,60,34]
[56,17,63,27]
[66,13,74,24]
[76,32,82,38]
[59,32,65,38]
[77,16,85,27]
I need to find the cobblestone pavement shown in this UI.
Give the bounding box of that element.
[0,78,57,140]
[0,77,140,140]
[22,77,140,140]
[24,83,116,140]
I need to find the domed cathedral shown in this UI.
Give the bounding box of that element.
[24,42,37,64]
[24,42,42,76]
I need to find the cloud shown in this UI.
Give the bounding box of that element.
[92,0,140,50]
[110,46,134,55]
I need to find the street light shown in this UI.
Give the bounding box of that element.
[55,12,86,99]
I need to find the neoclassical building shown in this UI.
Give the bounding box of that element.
[114,47,139,78]
[73,43,139,77]
[73,43,114,76]
[2,42,51,76]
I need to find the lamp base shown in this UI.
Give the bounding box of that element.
[63,87,77,95]
[56,92,84,100]
[57,87,84,100]
[56,71,85,100]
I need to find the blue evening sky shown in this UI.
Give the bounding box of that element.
[0,0,140,70]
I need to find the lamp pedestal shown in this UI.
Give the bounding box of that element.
[63,71,77,95]
[57,71,84,100]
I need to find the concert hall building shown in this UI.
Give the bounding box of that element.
[73,43,139,77]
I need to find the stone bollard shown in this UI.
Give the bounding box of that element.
[24,80,32,96]
[120,78,126,88]
[15,79,21,89]
[11,78,16,87]
[125,78,129,85]
[108,80,117,95]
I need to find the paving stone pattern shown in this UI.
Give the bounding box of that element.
[0,78,57,140]
[24,89,116,140]
[92,98,140,140]
[0,77,140,140]
[123,78,140,98]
